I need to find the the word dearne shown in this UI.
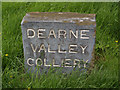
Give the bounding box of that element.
[27,28,90,39]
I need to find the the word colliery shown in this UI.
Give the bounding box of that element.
[27,58,89,68]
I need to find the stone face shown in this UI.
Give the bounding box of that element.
[21,12,96,73]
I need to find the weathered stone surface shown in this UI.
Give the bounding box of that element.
[21,12,96,73]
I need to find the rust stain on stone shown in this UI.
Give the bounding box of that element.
[93,29,96,38]
[23,20,28,23]
[88,31,96,73]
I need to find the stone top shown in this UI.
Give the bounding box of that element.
[21,12,96,25]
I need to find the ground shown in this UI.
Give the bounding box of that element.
[2,2,119,88]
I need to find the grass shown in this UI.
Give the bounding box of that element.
[2,2,119,88]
